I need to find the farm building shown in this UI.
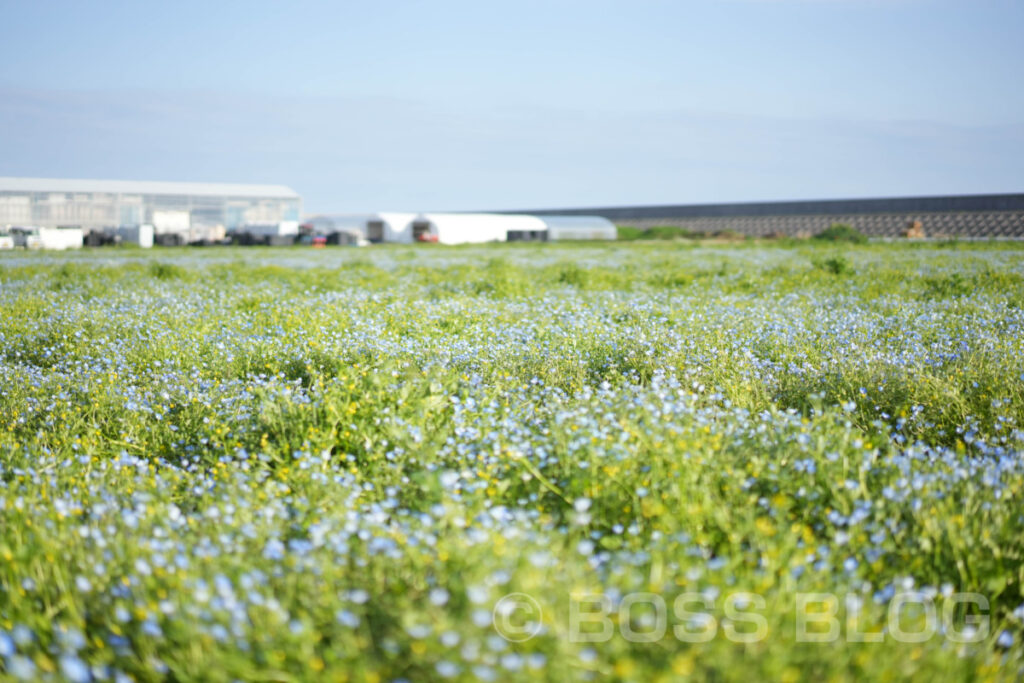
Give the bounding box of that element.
[411,213,548,244]
[365,213,417,243]
[511,193,1024,239]
[539,215,617,241]
[0,177,301,243]
[358,213,616,245]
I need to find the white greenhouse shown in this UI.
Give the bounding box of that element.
[410,213,548,244]
[365,213,417,243]
[241,221,300,238]
[0,177,301,240]
[362,213,616,245]
[539,215,617,241]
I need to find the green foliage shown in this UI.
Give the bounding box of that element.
[616,225,644,240]
[148,260,189,280]
[814,223,869,243]
[814,255,853,275]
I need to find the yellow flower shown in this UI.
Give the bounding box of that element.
[755,517,776,536]
[671,652,695,676]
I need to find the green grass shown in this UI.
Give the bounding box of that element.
[0,241,1023,681]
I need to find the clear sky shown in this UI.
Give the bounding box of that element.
[1,0,1022,213]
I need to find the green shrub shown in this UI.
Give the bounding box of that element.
[813,223,868,243]
[814,255,853,275]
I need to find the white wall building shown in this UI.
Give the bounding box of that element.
[11,226,84,250]
[114,224,154,248]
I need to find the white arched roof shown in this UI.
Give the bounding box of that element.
[367,212,417,243]
[416,213,547,244]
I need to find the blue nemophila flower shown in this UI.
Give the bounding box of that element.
[436,661,460,678]
[59,655,91,683]
[0,632,14,657]
[429,588,450,606]
[263,538,286,560]
[335,610,360,628]
[7,655,36,680]
[10,626,33,648]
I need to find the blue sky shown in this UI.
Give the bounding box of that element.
[1,0,1022,213]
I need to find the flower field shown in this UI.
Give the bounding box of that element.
[1,242,1024,681]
